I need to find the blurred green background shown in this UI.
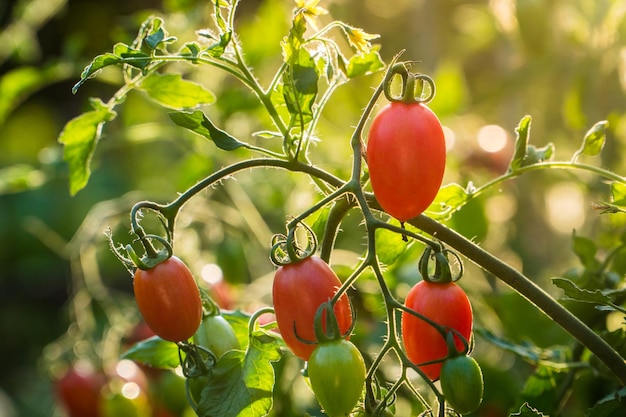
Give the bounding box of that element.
[1,0,626,416]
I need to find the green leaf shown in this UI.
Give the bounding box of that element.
[346,50,385,78]
[509,403,548,417]
[282,48,319,125]
[121,336,182,369]
[475,328,569,367]
[113,43,151,69]
[195,330,282,417]
[375,221,411,265]
[168,110,245,151]
[57,100,116,195]
[425,183,471,220]
[552,277,613,306]
[611,182,626,206]
[571,231,599,269]
[508,115,555,170]
[72,53,122,94]
[140,73,215,109]
[573,120,608,161]
[587,387,626,417]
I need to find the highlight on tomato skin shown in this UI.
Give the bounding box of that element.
[272,255,353,360]
[366,101,446,222]
[133,256,203,343]
[401,280,473,380]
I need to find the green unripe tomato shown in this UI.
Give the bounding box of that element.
[308,339,366,417]
[193,314,240,359]
[439,355,484,414]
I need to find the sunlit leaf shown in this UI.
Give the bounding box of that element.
[346,50,384,78]
[572,120,608,161]
[112,43,151,69]
[375,221,411,265]
[425,183,471,220]
[57,100,116,195]
[72,53,122,94]
[552,277,613,306]
[282,48,318,124]
[168,110,245,151]
[509,115,532,172]
[611,182,626,206]
[121,336,182,369]
[195,330,281,417]
[140,73,215,109]
[510,403,548,416]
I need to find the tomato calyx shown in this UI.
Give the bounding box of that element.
[270,219,318,266]
[418,245,463,285]
[179,341,217,379]
[296,300,355,345]
[383,62,435,105]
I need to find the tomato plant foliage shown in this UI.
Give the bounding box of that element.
[42,0,626,417]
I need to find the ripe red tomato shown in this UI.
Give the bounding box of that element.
[272,256,352,360]
[133,256,202,342]
[55,364,105,417]
[366,102,446,222]
[401,280,472,380]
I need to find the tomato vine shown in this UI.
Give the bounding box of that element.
[52,1,626,416]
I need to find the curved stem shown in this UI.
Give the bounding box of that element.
[320,196,354,263]
[410,214,626,385]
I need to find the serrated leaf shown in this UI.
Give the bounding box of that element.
[140,73,215,109]
[346,50,384,78]
[121,336,182,369]
[509,402,548,416]
[57,102,116,195]
[573,120,608,161]
[552,277,613,305]
[196,330,282,417]
[475,328,570,366]
[72,53,122,94]
[168,110,245,151]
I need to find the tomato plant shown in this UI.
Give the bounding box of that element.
[55,365,105,417]
[308,339,366,417]
[133,256,203,342]
[366,79,446,222]
[401,280,473,380]
[439,355,484,414]
[272,255,353,360]
[193,314,241,359]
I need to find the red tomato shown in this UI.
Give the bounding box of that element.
[401,280,472,380]
[133,256,202,342]
[272,256,352,360]
[366,102,446,222]
[55,364,105,417]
